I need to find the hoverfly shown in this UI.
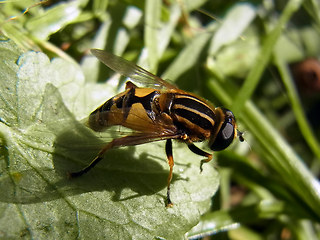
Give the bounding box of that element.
[70,49,244,207]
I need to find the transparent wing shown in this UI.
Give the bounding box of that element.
[91,49,178,90]
[86,106,178,135]
[70,105,179,152]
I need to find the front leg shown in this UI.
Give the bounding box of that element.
[187,143,213,172]
[165,139,174,207]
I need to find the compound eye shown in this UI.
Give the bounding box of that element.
[210,120,235,151]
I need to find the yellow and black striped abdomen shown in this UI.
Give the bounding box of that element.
[170,94,217,140]
[87,90,129,131]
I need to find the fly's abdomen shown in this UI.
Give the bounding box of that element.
[88,91,129,131]
[88,86,162,132]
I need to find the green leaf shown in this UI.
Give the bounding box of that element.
[0,40,219,239]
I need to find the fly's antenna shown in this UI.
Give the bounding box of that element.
[237,129,245,142]
[237,130,252,152]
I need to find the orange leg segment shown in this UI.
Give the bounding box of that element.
[165,139,174,207]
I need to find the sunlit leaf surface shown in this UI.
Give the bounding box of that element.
[0,40,219,239]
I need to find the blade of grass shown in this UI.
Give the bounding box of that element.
[0,22,41,51]
[303,0,320,27]
[25,1,81,40]
[232,0,303,114]
[187,200,302,239]
[162,23,218,81]
[145,0,161,73]
[188,201,319,239]
[206,73,320,219]
[291,220,319,240]
[208,3,256,55]
[273,52,320,161]
[92,0,109,17]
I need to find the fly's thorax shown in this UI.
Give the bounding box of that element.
[120,88,163,132]
[209,107,237,151]
[127,88,161,123]
[166,92,217,140]
[157,92,174,113]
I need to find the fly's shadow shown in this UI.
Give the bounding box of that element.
[0,118,179,204]
[51,119,177,203]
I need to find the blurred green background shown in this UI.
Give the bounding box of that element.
[1,0,320,239]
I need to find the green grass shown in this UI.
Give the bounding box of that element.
[1,0,320,239]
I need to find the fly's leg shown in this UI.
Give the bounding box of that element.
[165,139,174,207]
[187,143,213,173]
